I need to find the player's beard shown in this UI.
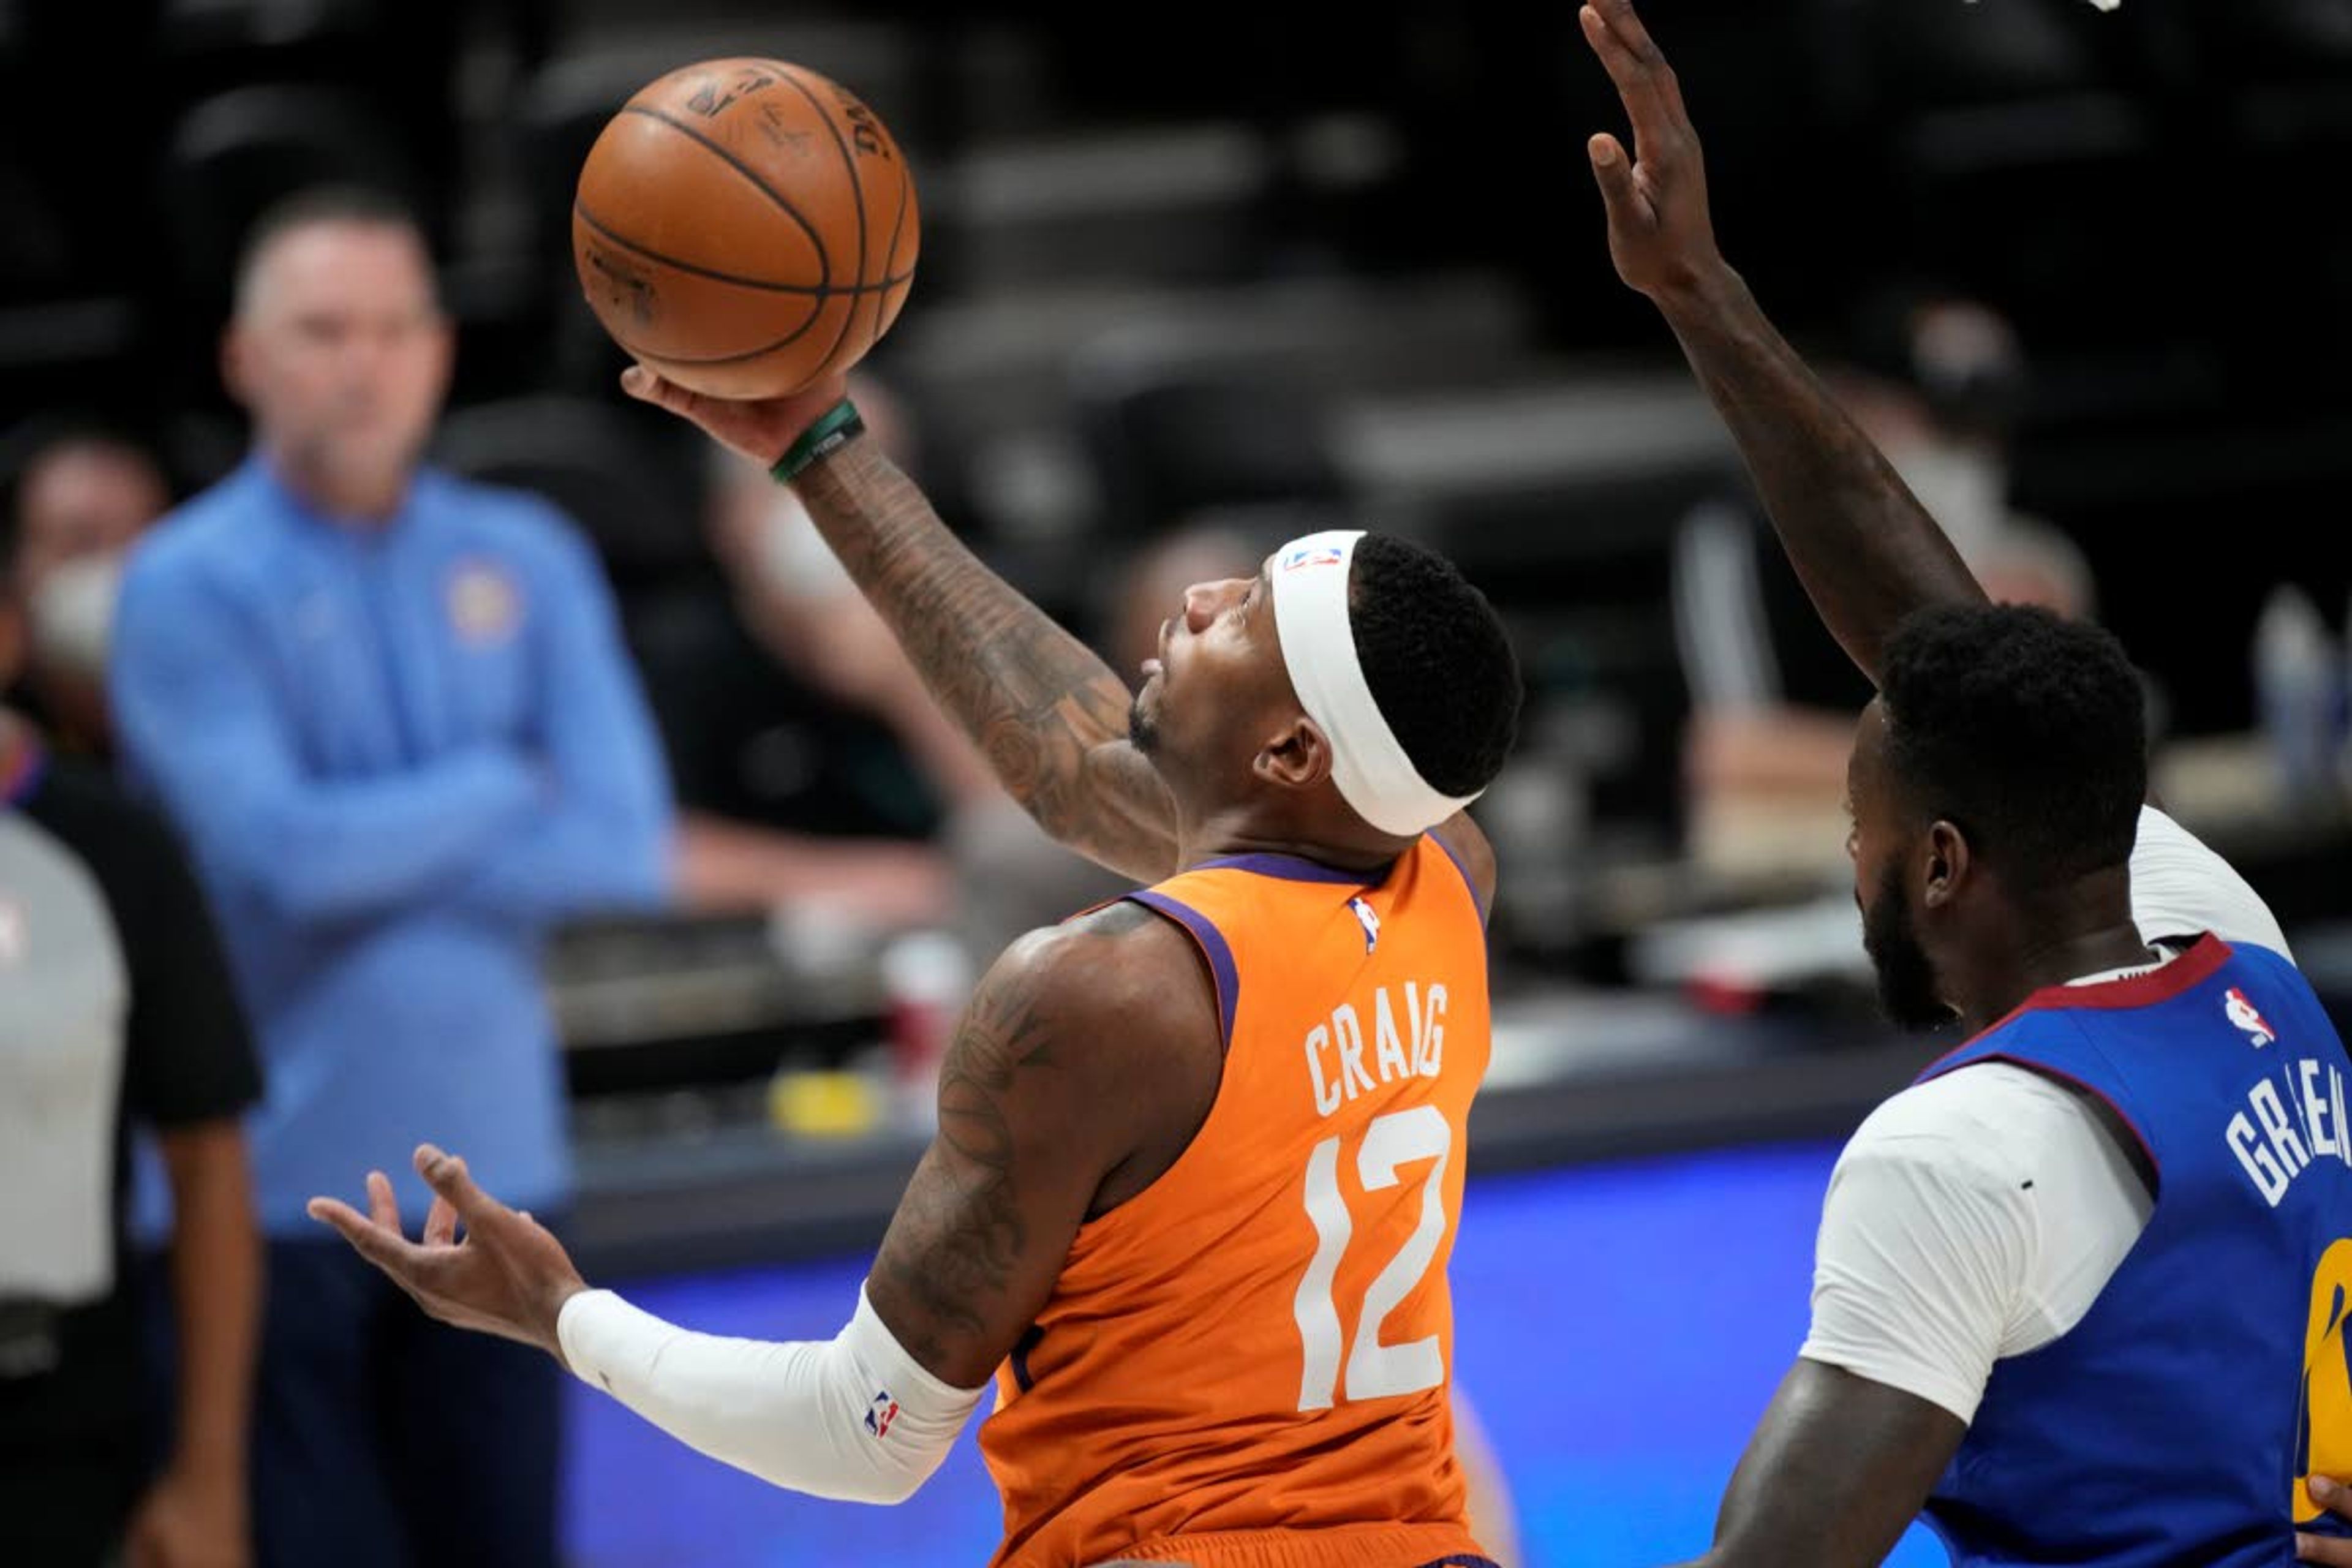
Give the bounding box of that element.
[1861,862,1954,1033]
[1129,693,1159,755]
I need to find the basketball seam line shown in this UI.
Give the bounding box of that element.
[616,104,832,281]
[870,111,916,357]
[767,62,868,383]
[605,309,831,366]
[575,201,913,296]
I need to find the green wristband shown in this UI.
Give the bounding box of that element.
[770,399,865,485]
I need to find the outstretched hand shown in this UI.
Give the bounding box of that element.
[620,364,851,468]
[1580,0,1727,301]
[307,1144,587,1363]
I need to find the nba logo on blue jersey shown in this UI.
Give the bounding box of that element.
[865,1390,899,1439]
[2226,987,2276,1047]
[1281,544,1345,572]
[1348,896,1381,954]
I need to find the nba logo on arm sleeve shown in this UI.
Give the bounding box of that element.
[865,1389,899,1439]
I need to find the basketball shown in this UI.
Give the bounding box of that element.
[571,58,919,399]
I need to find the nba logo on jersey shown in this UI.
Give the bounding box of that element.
[1348,895,1381,954]
[1281,543,1346,573]
[2226,987,2277,1047]
[865,1390,899,1439]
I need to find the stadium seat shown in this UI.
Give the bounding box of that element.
[157,83,428,315]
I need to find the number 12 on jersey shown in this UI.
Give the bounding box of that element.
[1292,1104,1456,1411]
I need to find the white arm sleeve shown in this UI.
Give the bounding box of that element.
[1798,1066,2153,1424]
[556,1281,986,1504]
[2131,805,2291,959]
[1798,811,2250,1427]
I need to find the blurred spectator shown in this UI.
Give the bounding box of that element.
[1672,293,2098,814]
[649,372,998,928]
[0,619,263,1564]
[107,186,670,1568]
[0,420,173,756]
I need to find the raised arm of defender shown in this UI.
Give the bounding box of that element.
[1580,0,1985,685]
[620,368,1183,883]
[1581,4,1983,1563]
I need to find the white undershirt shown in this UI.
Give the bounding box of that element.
[1797,806,2294,1423]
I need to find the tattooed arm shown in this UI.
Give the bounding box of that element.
[623,369,1182,883]
[867,900,1219,1381]
[304,902,1220,1500]
[1578,0,1985,686]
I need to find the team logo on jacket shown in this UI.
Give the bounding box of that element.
[865,1389,899,1439]
[447,560,522,644]
[2226,987,2277,1048]
[1348,895,1381,954]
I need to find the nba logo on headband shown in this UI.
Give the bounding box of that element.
[1270,530,1483,838]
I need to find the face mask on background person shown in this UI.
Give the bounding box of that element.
[26,549,125,680]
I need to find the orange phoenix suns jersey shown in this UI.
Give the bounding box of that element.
[981,835,1494,1568]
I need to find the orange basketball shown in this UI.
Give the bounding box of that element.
[571,58,919,399]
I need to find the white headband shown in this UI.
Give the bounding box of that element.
[1270,530,1482,838]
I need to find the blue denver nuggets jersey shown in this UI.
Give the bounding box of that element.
[1914,935,2352,1567]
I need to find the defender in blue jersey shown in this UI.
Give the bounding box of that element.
[1578,1,2352,1563]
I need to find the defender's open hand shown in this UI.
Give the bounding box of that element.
[1580,0,1728,302]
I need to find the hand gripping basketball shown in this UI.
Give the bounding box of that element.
[621,363,851,469]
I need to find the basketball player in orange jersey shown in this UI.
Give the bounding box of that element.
[306,349,1525,1562]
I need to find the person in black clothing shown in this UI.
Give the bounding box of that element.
[0,550,263,1564]
[0,419,174,760]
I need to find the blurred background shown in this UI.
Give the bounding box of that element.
[6,0,2352,1563]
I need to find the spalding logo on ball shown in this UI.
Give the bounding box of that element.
[572,58,919,399]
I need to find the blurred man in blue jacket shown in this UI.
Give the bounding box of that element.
[108,187,672,1568]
